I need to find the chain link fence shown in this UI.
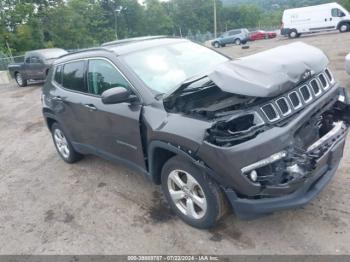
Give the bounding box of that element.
[0,52,24,71]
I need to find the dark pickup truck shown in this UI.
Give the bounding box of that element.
[8,48,67,87]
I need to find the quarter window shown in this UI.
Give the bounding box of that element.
[62,61,87,93]
[87,59,129,96]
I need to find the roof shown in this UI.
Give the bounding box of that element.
[101,36,168,47]
[54,37,188,64]
[25,48,66,56]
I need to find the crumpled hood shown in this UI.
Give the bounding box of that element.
[208,42,329,97]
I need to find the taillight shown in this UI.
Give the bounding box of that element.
[281,21,284,29]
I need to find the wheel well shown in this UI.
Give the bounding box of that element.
[45,117,57,131]
[150,147,176,185]
[338,21,350,29]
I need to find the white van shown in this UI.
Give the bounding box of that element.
[281,2,350,38]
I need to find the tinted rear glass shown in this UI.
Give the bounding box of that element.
[62,61,87,93]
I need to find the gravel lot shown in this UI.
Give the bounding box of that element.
[0,32,350,255]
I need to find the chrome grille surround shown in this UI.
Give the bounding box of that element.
[299,85,313,103]
[309,78,322,97]
[288,91,302,110]
[260,69,335,123]
[276,97,292,116]
[318,72,330,90]
[261,103,280,122]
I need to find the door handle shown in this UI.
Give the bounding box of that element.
[52,96,63,102]
[84,104,97,111]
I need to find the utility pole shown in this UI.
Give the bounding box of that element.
[213,0,217,38]
[114,6,124,40]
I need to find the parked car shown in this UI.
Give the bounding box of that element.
[8,48,67,87]
[249,30,277,41]
[42,37,350,229]
[281,2,350,38]
[211,28,249,48]
[346,53,350,74]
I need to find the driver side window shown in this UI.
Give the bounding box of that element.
[332,8,345,17]
[87,59,130,96]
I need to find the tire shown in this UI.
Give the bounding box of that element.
[15,72,27,87]
[213,42,220,48]
[339,23,349,33]
[161,156,228,229]
[288,29,298,38]
[51,123,83,164]
[234,38,241,45]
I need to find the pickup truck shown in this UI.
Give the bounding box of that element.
[8,48,67,87]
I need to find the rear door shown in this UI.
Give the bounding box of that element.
[50,60,91,144]
[28,56,46,79]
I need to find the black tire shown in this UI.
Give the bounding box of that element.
[339,23,349,33]
[51,123,83,164]
[15,72,27,87]
[161,156,228,229]
[234,38,241,45]
[213,42,220,48]
[288,29,298,38]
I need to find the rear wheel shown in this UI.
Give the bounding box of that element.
[51,123,83,163]
[288,29,298,38]
[339,23,349,33]
[15,72,27,87]
[161,156,228,229]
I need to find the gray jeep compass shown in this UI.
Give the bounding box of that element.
[42,37,350,228]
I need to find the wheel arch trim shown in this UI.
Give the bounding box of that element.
[147,140,227,186]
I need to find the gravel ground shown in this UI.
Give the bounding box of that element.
[0,31,350,255]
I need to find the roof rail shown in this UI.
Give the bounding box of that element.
[57,47,111,59]
[101,36,169,47]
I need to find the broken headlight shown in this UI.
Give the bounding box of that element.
[206,111,266,147]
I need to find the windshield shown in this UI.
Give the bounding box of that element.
[122,41,229,94]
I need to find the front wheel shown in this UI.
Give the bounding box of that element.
[161,156,227,229]
[213,42,220,48]
[15,72,27,87]
[339,23,349,33]
[234,38,241,45]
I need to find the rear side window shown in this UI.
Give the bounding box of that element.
[62,61,87,93]
[54,65,62,84]
[87,59,129,96]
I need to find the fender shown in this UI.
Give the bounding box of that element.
[337,20,350,29]
[147,140,229,187]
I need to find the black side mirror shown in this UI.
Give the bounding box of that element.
[101,87,135,104]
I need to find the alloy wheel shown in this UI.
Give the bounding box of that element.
[340,24,348,32]
[167,169,207,220]
[16,73,23,86]
[54,129,70,159]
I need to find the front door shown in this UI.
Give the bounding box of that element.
[83,58,146,170]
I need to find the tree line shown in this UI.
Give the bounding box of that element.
[1,0,350,55]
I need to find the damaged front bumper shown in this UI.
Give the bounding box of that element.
[225,126,347,219]
[196,85,350,219]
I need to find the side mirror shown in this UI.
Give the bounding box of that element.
[101,87,135,104]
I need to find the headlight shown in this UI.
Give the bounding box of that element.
[241,151,287,174]
[206,111,265,147]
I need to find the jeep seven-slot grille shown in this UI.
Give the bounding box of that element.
[260,69,334,122]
